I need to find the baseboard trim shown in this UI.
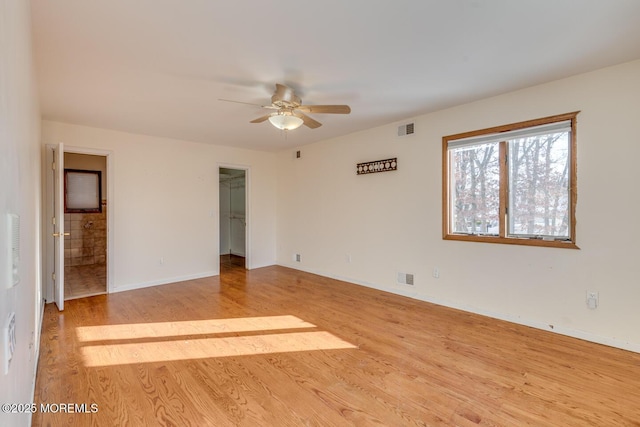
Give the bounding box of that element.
[29,298,47,424]
[112,271,218,293]
[277,262,640,354]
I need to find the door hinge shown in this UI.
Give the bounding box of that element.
[52,161,56,171]
[52,272,56,281]
[52,217,56,226]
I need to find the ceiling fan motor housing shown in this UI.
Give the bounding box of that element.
[272,84,301,108]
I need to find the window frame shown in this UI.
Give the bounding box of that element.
[442,112,579,249]
[64,169,103,214]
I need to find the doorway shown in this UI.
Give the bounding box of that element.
[44,144,113,310]
[63,152,107,299]
[219,167,246,270]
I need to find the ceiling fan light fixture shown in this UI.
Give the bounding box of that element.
[268,111,304,130]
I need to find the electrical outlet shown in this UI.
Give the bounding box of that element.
[586,291,598,309]
[29,331,34,362]
[7,213,20,289]
[433,268,440,279]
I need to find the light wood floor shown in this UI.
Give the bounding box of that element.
[33,264,640,426]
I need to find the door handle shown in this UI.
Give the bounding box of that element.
[52,232,71,237]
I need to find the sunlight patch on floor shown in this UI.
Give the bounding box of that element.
[80,331,357,366]
[75,315,317,342]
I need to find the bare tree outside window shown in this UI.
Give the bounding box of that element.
[443,112,578,249]
[508,132,570,238]
[451,142,500,235]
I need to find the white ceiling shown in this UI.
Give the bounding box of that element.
[30,0,640,152]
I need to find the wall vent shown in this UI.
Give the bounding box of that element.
[398,123,415,136]
[397,272,414,285]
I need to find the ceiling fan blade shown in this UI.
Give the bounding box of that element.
[299,113,322,129]
[250,114,271,123]
[218,99,278,109]
[296,105,351,114]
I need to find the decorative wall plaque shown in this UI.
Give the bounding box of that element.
[356,158,397,175]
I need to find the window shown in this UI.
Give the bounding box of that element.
[64,169,102,213]
[442,112,578,248]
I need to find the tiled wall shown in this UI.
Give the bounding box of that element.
[64,200,107,266]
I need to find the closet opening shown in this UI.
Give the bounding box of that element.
[219,167,247,270]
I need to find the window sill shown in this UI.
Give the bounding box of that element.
[443,234,579,249]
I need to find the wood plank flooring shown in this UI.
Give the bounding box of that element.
[33,264,640,426]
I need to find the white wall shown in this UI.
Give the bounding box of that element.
[42,121,277,293]
[276,59,640,352]
[0,1,42,426]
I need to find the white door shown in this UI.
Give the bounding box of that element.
[53,142,66,310]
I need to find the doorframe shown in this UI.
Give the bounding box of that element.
[44,144,114,301]
[217,163,251,270]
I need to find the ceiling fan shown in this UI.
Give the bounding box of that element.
[219,83,351,130]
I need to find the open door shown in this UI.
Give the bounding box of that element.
[53,142,67,310]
